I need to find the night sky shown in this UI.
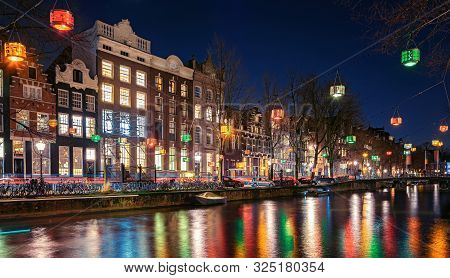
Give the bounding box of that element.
[70,0,448,146]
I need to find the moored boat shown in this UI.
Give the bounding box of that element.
[195,192,227,205]
[306,187,331,197]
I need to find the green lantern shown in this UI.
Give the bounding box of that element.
[182,157,189,162]
[370,155,379,162]
[322,153,328,158]
[91,134,101,143]
[181,134,191,143]
[280,159,286,164]
[401,48,420,67]
[346,135,356,144]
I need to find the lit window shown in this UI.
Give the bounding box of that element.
[155,146,163,170]
[136,92,146,110]
[102,83,113,103]
[205,106,213,121]
[169,100,176,114]
[137,143,146,169]
[58,113,69,135]
[86,148,96,161]
[58,146,69,176]
[73,147,83,176]
[119,65,131,83]
[120,140,130,169]
[86,95,95,112]
[136,70,146,87]
[181,102,187,118]
[169,80,176,94]
[194,86,202,98]
[120,112,130,136]
[195,104,202,119]
[16,110,29,131]
[72,115,83,137]
[206,90,213,102]
[206,128,213,145]
[137,115,146,138]
[119,87,130,106]
[86,117,96,138]
[169,117,175,140]
[155,96,162,112]
[0,69,3,97]
[102,60,113,78]
[181,148,188,171]
[32,141,50,175]
[181,83,187,98]
[169,147,176,171]
[73,92,82,110]
[102,109,113,134]
[37,113,49,132]
[58,89,69,107]
[155,75,162,91]
[23,85,42,100]
[194,126,201,144]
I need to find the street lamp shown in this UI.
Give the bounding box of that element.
[36,140,46,180]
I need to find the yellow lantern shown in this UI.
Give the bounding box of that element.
[4,42,27,62]
[159,148,166,155]
[244,149,251,155]
[432,140,442,147]
[48,119,58,128]
[362,152,368,158]
[220,125,232,137]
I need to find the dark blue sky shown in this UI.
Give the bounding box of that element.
[72,0,448,145]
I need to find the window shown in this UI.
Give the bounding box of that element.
[155,96,162,112]
[72,115,83,137]
[136,92,146,109]
[86,95,95,112]
[73,69,83,83]
[119,140,130,169]
[194,86,202,98]
[155,120,163,140]
[206,90,213,102]
[37,113,49,133]
[119,65,130,83]
[32,142,50,175]
[86,117,96,138]
[137,143,146,168]
[103,44,112,51]
[23,84,42,100]
[86,148,96,161]
[181,148,188,171]
[181,123,187,140]
[206,128,213,145]
[58,89,69,107]
[155,75,162,91]
[119,87,130,106]
[181,102,187,118]
[136,70,146,87]
[102,83,113,103]
[120,51,129,57]
[169,80,176,94]
[169,100,176,114]
[28,67,37,80]
[194,126,201,144]
[102,110,113,134]
[58,113,69,135]
[102,60,113,78]
[0,69,3,97]
[205,107,213,121]
[181,83,187,98]
[16,110,29,131]
[58,146,69,176]
[169,116,175,141]
[73,92,82,110]
[169,147,176,171]
[73,147,83,176]
[155,146,163,170]
[137,115,145,138]
[137,56,145,63]
[120,112,130,136]
[195,104,202,119]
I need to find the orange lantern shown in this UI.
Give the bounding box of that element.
[48,119,58,128]
[391,109,402,126]
[68,127,77,134]
[4,42,27,62]
[146,138,157,147]
[244,149,251,155]
[386,151,392,156]
[271,109,284,121]
[50,9,74,31]
[439,120,448,133]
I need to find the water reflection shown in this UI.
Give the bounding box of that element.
[0,185,448,258]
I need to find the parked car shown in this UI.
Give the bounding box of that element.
[273,178,299,187]
[223,177,244,188]
[244,178,275,188]
[311,177,336,185]
[298,177,312,186]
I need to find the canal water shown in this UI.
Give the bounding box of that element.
[0,185,448,258]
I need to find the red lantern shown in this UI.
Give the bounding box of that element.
[50,9,74,31]
[271,109,284,121]
[386,151,392,156]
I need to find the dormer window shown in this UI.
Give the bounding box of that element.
[73,69,83,83]
[28,67,37,80]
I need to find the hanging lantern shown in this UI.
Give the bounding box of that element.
[439,120,448,133]
[244,149,251,155]
[68,127,77,135]
[345,135,356,144]
[330,85,345,98]
[431,140,441,147]
[181,134,191,143]
[322,153,328,158]
[362,152,368,158]
[146,138,157,147]
[404,143,412,150]
[411,147,417,152]
[390,109,403,126]
[182,157,189,162]
[48,119,58,128]
[386,151,392,156]
[401,48,420,67]
[271,109,284,121]
[159,148,166,155]
[220,124,232,137]
[4,42,27,62]
[236,162,245,169]
[50,9,74,31]
[371,155,379,162]
[90,134,101,143]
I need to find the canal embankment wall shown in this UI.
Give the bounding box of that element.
[0,180,387,220]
